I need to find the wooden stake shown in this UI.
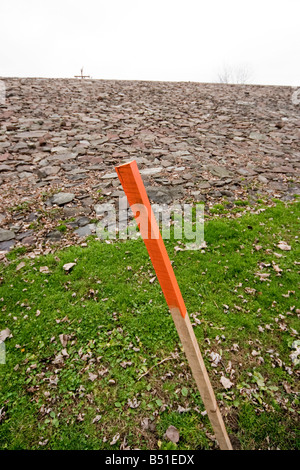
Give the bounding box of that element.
[115,160,232,450]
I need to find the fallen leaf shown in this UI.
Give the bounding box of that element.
[174,245,184,252]
[289,340,300,365]
[177,405,191,413]
[251,350,259,356]
[16,261,26,271]
[209,351,222,367]
[92,415,102,423]
[63,262,76,272]
[88,372,98,382]
[245,287,256,295]
[39,266,50,274]
[110,433,120,445]
[164,425,180,443]
[119,436,131,450]
[38,439,49,446]
[220,376,234,389]
[272,261,282,273]
[277,241,291,251]
[141,417,155,431]
[283,382,292,393]
[128,397,140,409]
[59,334,69,347]
[255,272,271,281]
[282,291,295,298]
[0,328,11,342]
[52,354,64,365]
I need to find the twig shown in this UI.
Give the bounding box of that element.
[137,356,174,381]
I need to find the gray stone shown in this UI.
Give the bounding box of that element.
[191,192,206,202]
[171,179,185,186]
[206,164,232,178]
[101,172,118,179]
[146,187,173,204]
[180,155,195,162]
[271,166,294,173]
[22,236,36,246]
[12,142,28,151]
[37,166,60,178]
[16,130,46,139]
[237,168,257,177]
[18,172,35,180]
[182,172,194,180]
[46,230,62,240]
[0,165,12,172]
[80,197,94,207]
[0,228,15,242]
[63,206,84,217]
[161,160,173,168]
[197,182,211,189]
[220,190,234,197]
[16,165,34,172]
[65,173,88,181]
[16,230,34,241]
[111,190,124,197]
[94,203,114,216]
[67,221,79,228]
[0,239,15,251]
[74,224,96,237]
[209,190,222,197]
[140,167,163,176]
[76,216,91,227]
[87,165,106,171]
[258,175,268,184]
[211,180,227,187]
[26,212,39,222]
[249,131,266,141]
[51,192,75,205]
[51,152,77,161]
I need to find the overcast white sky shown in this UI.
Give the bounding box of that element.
[1,0,299,85]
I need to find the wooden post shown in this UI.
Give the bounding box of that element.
[115,160,233,450]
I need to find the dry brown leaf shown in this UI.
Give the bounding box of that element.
[16,261,26,271]
[255,272,271,281]
[0,328,11,342]
[110,433,120,445]
[164,425,180,443]
[39,266,50,274]
[59,334,69,347]
[220,376,234,389]
[277,241,291,251]
[272,261,282,273]
[92,415,102,423]
[63,262,76,272]
[88,372,98,382]
[245,287,256,295]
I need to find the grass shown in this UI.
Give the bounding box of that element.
[0,200,299,450]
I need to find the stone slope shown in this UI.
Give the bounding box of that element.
[0,78,299,254]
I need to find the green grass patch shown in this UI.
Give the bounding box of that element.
[0,201,299,450]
